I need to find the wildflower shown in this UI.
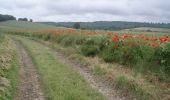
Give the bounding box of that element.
[145,38,149,41]
[159,37,168,43]
[123,35,133,39]
[112,37,119,42]
[138,34,145,38]
[112,34,120,42]
[148,43,159,47]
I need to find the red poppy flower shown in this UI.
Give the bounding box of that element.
[159,37,168,43]
[123,35,133,39]
[148,43,159,47]
[112,34,120,42]
[112,37,119,42]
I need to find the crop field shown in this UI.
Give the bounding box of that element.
[0,21,170,100]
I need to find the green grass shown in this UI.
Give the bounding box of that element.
[92,65,107,76]
[0,32,5,42]
[115,76,157,100]
[15,36,106,100]
[0,36,19,100]
[0,20,56,30]
[3,54,19,100]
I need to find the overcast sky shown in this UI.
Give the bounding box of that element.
[0,0,170,22]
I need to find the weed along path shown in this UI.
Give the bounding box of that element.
[13,39,45,100]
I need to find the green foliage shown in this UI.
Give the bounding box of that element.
[101,43,121,62]
[81,45,99,56]
[55,34,86,46]
[154,43,170,76]
[41,33,51,41]
[81,36,108,56]
[122,45,143,66]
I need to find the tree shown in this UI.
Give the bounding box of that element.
[18,18,28,21]
[0,14,16,22]
[73,23,81,29]
[29,19,33,22]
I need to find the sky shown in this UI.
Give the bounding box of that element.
[0,0,170,22]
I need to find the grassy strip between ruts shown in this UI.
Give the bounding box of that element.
[14,36,106,100]
[0,35,19,100]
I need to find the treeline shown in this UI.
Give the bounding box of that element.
[41,21,170,30]
[18,18,33,22]
[0,14,16,21]
[0,14,33,22]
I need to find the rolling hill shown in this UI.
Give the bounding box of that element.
[40,21,170,31]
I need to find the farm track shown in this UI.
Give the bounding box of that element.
[33,39,133,100]
[13,38,45,100]
[12,36,133,100]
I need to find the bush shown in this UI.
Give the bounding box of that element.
[101,43,122,62]
[122,45,143,66]
[81,45,99,56]
[154,43,170,75]
[60,35,86,46]
[42,34,51,41]
[80,36,109,57]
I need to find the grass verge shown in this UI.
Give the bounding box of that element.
[0,35,19,100]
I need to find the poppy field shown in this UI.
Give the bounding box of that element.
[8,28,170,80]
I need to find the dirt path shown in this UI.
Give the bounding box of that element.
[38,41,133,100]
[13,39,45,100]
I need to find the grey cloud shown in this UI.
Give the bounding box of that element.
[0,0,170,22]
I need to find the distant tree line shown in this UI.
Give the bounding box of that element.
[18,18,28,21]
[0,14,33,22]
[42,21,170,30]
[0,14,16,21]
[18,18,33,22]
